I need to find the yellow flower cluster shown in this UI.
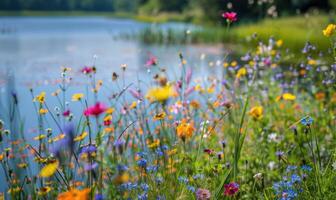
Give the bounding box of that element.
[146,85,174,102]
[323,24,336,37]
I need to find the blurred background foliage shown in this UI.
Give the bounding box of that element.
[0,0,334,24]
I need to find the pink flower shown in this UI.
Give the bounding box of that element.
[222,12,237,23]
[84,102,107,117]
[186,67,193,84]
[63,109,71,117]
[128,88,142,100]
[81,66,94,74]
[224,182,239,196]
[145,53,157,67]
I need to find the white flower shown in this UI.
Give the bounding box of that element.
[253,173,263,180]
[332,161,336,171]
[268,161,276,170]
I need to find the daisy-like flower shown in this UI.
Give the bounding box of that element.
[146,85,174,102]
[57,188,90,200]
[72,93,84,101]
[34,92,46,103]
[153,112,166,120]
[39,159,59,178]
[176,119,195,141]
[249,106,263,120]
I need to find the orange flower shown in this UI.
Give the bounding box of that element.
[176,119,195,141]
[57,188,90,200]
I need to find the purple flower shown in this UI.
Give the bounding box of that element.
[84,162,98,171]
[196,188,211,200]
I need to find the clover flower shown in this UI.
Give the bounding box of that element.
[224,182,239,196]
[196,188,211,200]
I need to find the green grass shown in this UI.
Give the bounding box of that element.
[233,14,332,52]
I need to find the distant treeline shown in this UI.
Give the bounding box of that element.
[0,0,334,21]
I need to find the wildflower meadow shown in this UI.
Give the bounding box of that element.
[0,2,336,200]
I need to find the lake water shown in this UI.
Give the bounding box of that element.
[0,17,227,190]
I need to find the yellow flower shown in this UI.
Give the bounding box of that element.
[72,93,84,101]
[0,153,4,161]
[39,108,48,115]
[236,67,247,78]
[129,101,137,109]
[106,107,115,114]
[39,160,59,178]
[223,62,229,68]
[207,85,215,94]
[37,186,51,196]
[113,173,130,184]
[276,39,283,47]
[51,133,65,143]
[308,59,317,65]
[153,112,166,120]
[282,93,296,101]
[146,85,174,102]
[74,132,88,142]
[34,134,46,141]
[249,106,263,120]
[323,24,336,37]
[34,92,46,103]
[17,162,28,168]
[148,139,160,148]
[57,188,90,200]
[231,61,237,67]
[176,119,195,141]
[7,187,21,194]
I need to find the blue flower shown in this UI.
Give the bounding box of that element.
[95,194,104,200]
[178,176,189,184]
[290,174,301,183]
[146,165,158,173]
[162,145,169,151]
[117,164,129,172]
[138,193,148,200]
[156,195,166,200]
[301,165,312,172]
[119,182,138,191]
[192,174,205,180]
[286,165,297,172]
[140,183,149,192]
[155,149,164,157]
[187,185,196,192]
[137,158,147,168]
[300,116,313,126]
[156,177,164,184]
[81,144,97,155]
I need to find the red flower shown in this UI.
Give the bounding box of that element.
[81,66,94,74]
[84,102,107,117]
[63,110,71,117]
[222,12,237,23]
[224,182,239,196]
